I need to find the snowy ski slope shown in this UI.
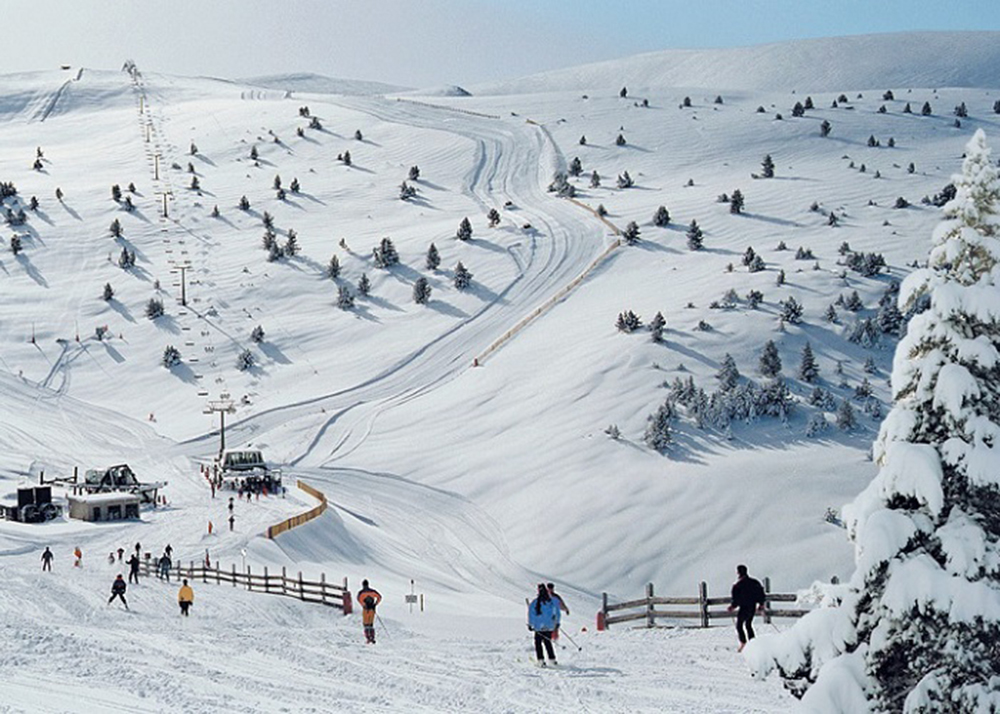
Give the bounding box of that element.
[2,32,1000,711]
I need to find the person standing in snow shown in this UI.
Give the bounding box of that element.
[41,547,53,571]
[108,574,129,609]
[727,564,766,652]
[356,579,382,644]
[116,547,124,562]
[528,583,559,667]
[73,547,82,567]
[178,579,194,616]
[547,583,570,640]
[158,552,172,582]
[127,553,141,584]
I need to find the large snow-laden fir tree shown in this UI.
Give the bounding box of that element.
[748,130,1000,712]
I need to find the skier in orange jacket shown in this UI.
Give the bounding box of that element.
[356,579,382,644]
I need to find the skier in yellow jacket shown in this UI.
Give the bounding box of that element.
[178,579,194,617]
[356,579,382,644]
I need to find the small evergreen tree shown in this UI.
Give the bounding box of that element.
[761,154,775,178]
[456,217,473,241]
[453,261,473,290]
[617,171,634,189]
[354,129,363,141]
[162,345,182,368]
[643,400,674,453]
[399,181,417,201]
[111,184,122,202]
[342,150,351,166]
[10,235,21,255]
[615,133,626,146]
[487,208,501,227]
[686,220,703,250]
[145,297,165,319]
[250,325,265,343]
[820,119,831,137]
[337,285,355,310]
[102,283,114,301]
[759,340,782,378]
[590,170,601,188]
[357,273,371,296]
[729,189,744,214]
[921,100,932,116]
[717,353,740,390]
[649,311,666,342]
[622,221,641,245]
[236,348,255,371]
[779,296,803,323]
[327,255,341,279]
[653,205,670,227]
[110,219,123,238]
[239,195,250,210]
[290,178,300,193]
[250,145,259,161]
[284,230,299,257]
[408,165,421,181]
[425,243,440,271]
[568,157,583,176]
[798,343,819,382]
[616,310,642,333]
[373,237,399,268]
[412,277,432,304]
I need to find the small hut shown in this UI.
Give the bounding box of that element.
[67,492,140,522]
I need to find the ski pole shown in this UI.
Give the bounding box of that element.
[376,613,390,639]
[560,628,583,652]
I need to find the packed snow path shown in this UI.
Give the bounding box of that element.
[171,94,613,467]
[0,554,790,713]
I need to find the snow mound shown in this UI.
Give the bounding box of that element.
[472,31,1000,95]
[239,72,409,96]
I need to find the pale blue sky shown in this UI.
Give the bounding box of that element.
[8,0,1000,87]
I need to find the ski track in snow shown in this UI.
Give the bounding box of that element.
[173,95,611,469]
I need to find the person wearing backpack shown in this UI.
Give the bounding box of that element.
[527,583,559,667]
[356,579,382,644]
[727,564,766,652]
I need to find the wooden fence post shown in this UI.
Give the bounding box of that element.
[216,564,220,585]
[600,592,608,631]
[699,581,709,628]
[321,573,327,606]
[232,563,236,587]
[646,583,655,628]
[764,576,772,625]
[264,566,269,593]
[299,571,304,601]
[282,566,287,595]
[247,565,252,592]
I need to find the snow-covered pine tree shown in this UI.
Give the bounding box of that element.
[10,235,21,255]
[162,345,181,368]
[615,133,626,146]
[357,273,371,297]
[758,339,782,378]
[408,165,420,181]
[110,219,123,238]
[337,285,355,310]
[145,297,164,319]
[798,343,819,383]
[730,189,744,214]
[250,325,265,343]
[649,311,666,342]
[653,205,670,227]
[456,217,473,241]
[487,208,501,228]
[373,237,399,269]
[686,219,703,250]
[568,156,583,177]
[399,181,417,201]
[327,255,341,279]
[749,129,1000,712]
[717,353,740,391]
[761,154,775,179]
[412,277,432,305]
[284,230,299,257]
[453,262,472,290]
[425,243,440,271]
[590,171,600,188]
[617,171,634,189]
[236,348,255,371]
[102,283,114,301]
[820,119,831,137]
[643,399,673,453]
[622,221,641,245]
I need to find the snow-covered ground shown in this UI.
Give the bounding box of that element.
[2,32,999,710]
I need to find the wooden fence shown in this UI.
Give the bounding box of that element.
[138,558,351,613]
[598,578,811,630]
[266,480,327,539]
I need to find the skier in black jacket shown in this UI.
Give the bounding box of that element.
[727,564,766,651]
[108,574,129,609]
[127,554,141,584]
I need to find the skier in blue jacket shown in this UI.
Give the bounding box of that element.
[527,583,559,666]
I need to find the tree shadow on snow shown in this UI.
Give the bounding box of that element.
[108,298,136,323]
[259,341,291,365]
[15,254,47,287]
[426,300,468,318]
[168,361,199,384]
